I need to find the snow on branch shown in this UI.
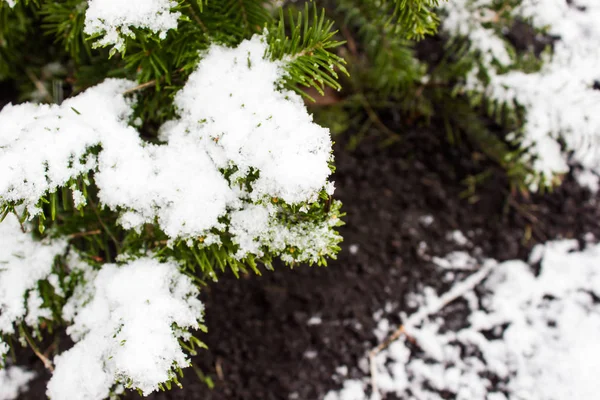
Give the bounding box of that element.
[0,366,35,400]
[84,0,181,51]
[47,257,203,400]
[0,36,338,261]
[0,78,137,218]
[489,0,600,189]
[441,0,600,190]
[0,33,340,399]
[0,214,67,335]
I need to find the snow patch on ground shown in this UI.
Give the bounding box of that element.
[325,239,600,400]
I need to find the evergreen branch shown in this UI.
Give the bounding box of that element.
[224,0,272,35]
[389,0,442,40]
[335,0,425,96]
[40,0,90,59]
[267,2,348,98]
[186,1,209,33]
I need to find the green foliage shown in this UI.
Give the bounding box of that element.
[40,0,90,59]
[223,0,272,35]
[335,0,425,95]
[0,0,559,388]
[390,0,442,39]
[304,0,438,142]
[0,2,37,80]
[267,2,348,98]
[307,0,556,193]
[0,0,348,383]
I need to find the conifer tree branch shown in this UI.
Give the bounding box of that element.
[267,2,348,98]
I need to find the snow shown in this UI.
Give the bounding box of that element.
[84,0,181,51]
[432,251,478,270]
[326,380,367,400]
[574,169,600,193]
[71,188,87,209]
[0,36,338,261]
[97,34,337,259]
[0,78,136,217]
[441,0,512,68]
[446,230,470,246]
[4,0,179,52]
[0,214,67,334]
[162,35,333,206]
[325,239,600,400]
[47,257,203,400]
[0,35,341,397]
[418,215,434,227]
[0,366,35,400]
[442,0,600,190]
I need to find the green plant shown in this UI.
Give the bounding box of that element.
[0,0,346,398]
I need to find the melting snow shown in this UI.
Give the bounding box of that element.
[325,239,600,400]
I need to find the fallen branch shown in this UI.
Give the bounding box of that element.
[368,261,495,397]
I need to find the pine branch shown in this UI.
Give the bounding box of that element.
[389,0,442,40]
[40,0,90,59]
[223,0,272,35]
[267,2,348,99]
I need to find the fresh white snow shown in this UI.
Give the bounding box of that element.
[0,36,338,262]
[325,239,600,400]
[0,78,137,218]
[0,366,35,400]
[3,0,180,50]
[0,34,341,400]
[0,214,67,334]
[84,0,181,51]
[47,257,204,400]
